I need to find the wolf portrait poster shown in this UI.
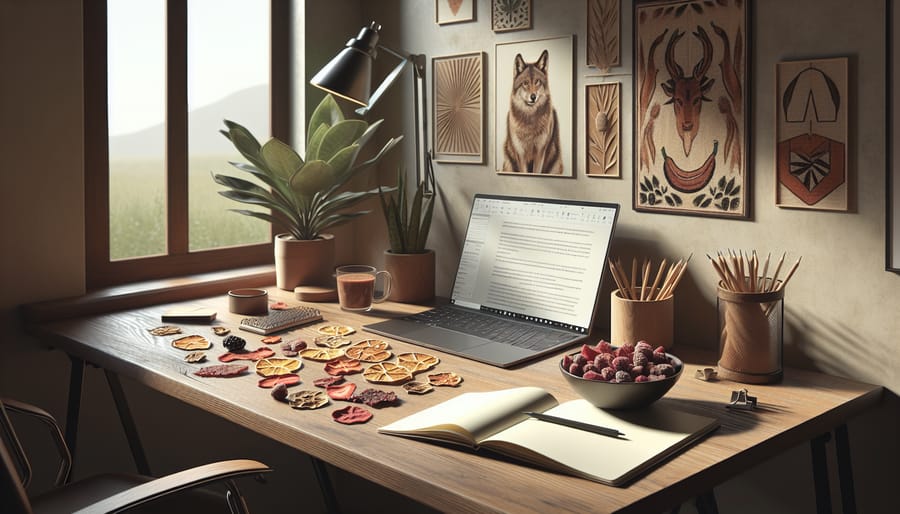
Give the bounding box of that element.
[634,0,748,218]
[495,36,574,176]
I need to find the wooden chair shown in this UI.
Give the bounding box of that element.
[0,397,271,513]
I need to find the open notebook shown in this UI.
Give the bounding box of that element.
[379,387,719,486]
[364,195,619,368]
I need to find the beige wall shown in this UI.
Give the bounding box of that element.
[1,1,896,513]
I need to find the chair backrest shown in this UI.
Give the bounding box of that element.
[0,400,33,513]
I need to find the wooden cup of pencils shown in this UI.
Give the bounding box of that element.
[708,250,800,384]
[607,256,689,349]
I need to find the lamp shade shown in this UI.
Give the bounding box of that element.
[310,22,381,107]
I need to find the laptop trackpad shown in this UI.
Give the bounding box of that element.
[363,320,486,352]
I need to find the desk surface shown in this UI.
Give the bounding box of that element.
[26,287,883,514]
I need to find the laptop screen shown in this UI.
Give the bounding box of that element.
[450,195,619,332]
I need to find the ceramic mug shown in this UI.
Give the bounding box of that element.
[335,265,392,311]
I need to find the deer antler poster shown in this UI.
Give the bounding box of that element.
[634,0,748,218]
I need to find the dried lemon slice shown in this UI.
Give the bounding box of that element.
[345,340,392,362]
[255,357,302,376]
[363,362,413,385]
[397,352,440,373]
[172,335,211,351]
[314,334,352,349]
[300,348,345,362]
[149,325,182,336]
[316,324,355,336]
[287,390,330,410]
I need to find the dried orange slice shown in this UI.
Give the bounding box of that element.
[397,352,440,373]
[212,326,230,336]
[345,340,392,362]
[149,325,182,336]
[288,390,329,409]
[184,351,207,363]
[314,334,352,348]
[332,405,372,424]
[363,362,413,385]
[402,381,434,395]
[323,356,363,376]
[172,335,211,351]
[317,324,355,336]
[300,348,345,362]
[427,372,463,387]
[255,357,302,376]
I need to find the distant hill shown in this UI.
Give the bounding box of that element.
[109,85,269,158]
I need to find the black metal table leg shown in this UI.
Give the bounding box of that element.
[311,456,341,513]
[834,424,856,514]
[810,432,832,514]
[65,354,85,475]
[104,370,151,476]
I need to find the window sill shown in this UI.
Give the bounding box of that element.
[21,265,276,324]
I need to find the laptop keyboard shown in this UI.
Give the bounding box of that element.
[405,306,576,351]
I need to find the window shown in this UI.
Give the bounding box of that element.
[85,0,290,289]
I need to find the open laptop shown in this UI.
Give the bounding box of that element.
[363,194,619,368]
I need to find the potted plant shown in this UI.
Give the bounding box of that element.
[213,94,401,290]
[378,167,436,303]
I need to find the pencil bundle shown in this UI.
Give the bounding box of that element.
[607,255,691,301]
[706,250,801,293]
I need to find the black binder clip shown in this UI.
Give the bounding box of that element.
[727,388,757,410]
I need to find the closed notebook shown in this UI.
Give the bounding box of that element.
[378,387,719,486]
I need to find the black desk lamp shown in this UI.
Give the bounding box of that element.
[311,22,434,193]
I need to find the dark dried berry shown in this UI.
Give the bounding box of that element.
[223,335,246,352]
[271,383,289,402]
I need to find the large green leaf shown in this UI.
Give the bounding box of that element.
[316,119,367,162]
[222,120,267,170]
[307,95,344,146]
[260,138,303,181]
[325,144,361,185]
[305,122,330,161]
[289,160,335,200]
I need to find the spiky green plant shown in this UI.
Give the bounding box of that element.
[212,94,402,240]
[378,167,435,254]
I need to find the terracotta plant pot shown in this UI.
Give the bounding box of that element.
[274,233,335,290]
[383,249,435,303]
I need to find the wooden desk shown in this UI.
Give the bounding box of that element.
[24,287,882,513]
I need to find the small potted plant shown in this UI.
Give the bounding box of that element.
[213,94,401,290]
[378,167,436,303]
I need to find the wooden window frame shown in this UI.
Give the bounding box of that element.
[84,0,290,289]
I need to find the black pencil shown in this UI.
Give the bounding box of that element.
[524,411,625,438]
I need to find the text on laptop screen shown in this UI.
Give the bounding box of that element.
[450,196,618,330]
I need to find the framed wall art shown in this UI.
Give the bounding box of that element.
[495,35,574,176]
[775,58,849,211]
[492,0,532,33]
[432,52,485,164]
[586,82,621,177]
[436,0,475,25]
[587,0,621,72]
[889,0,900,271]
[634,0,749,218]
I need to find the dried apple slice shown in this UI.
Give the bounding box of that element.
[345,340,392,362]
[323,356,363,376]
[288,390,330,409]
[149,325,182,336]
[255,357,302,376]
[172,335,211,351]
[314,334,352,349]
[299,348,345,362]
[316,324,355,336]
[402,381,434,395]
[332,405,373,424]
[313,376,345,388]
[194,364,248,377]
[211,326,230,336]
[363,362,413,385]
[397,352,440,373]
[184,351,207,363]
[326,382,357,400]
[427,372,463,387]
[257,373,301,389]
[218,347,275,362]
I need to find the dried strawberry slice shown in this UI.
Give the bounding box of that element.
[194,364,248,377]
[257,373,301,389]
[323,356,363,376]
[332,405,373,425]
[313,376,345,388]
[350,388,400,408]
[270,301,290,310]
[261,335,283,345]
[218,347,275,362]
[326,382,357,400]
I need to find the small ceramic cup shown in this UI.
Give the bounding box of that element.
[227,288,268,315]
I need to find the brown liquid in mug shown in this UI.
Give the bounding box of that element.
[337,273,376,309]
